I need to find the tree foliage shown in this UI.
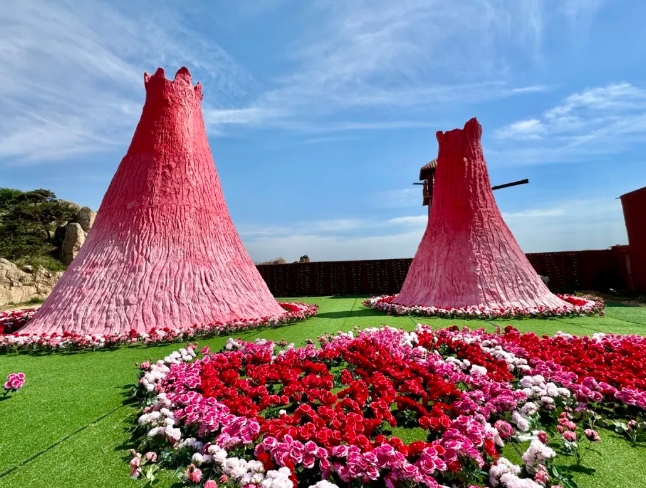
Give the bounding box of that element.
[0,188,78,267]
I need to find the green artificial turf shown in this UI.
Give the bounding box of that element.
[1,296,646,487]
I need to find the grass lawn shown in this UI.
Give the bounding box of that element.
[1,296,646,487]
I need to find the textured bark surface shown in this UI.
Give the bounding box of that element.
[396,118,571,310]
[23,67,285,335]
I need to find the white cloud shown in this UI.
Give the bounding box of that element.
[502,208,565,219]
[0,0,255,163]
[495,118,545,140]
[275,119,437,134]
[204,108,274,128]
[491,83,646,164]
[255,1,575,115]
[503,198,627,252]
[238,218,366,239]
[545,83,646,118]
[245,230,422,263]
[241,197,626,262]
[296,135,368,145]
[385,215,428,227]
[371,188,422,209]
[561,0,607,25]
[0,0,608,163]
[511,85,550,94]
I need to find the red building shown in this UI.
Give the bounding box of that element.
[620,186,646,292]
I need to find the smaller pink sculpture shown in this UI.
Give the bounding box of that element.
[395,118,573,311]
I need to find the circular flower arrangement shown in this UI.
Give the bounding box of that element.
[362,294,604,319]
[128,325,645,488]
[0,302,318,354]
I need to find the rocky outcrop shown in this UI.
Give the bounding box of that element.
[75,206,96,233]
[0,258,63,307]
[56,206,97,264]
[60,223,86,265]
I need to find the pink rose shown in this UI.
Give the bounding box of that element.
[187,466,202,483]
[494,420,514,439]
[537,431,548,444]
[204,481,217,488]
[3,372,25,392]
[563,431,577,442]
[129,454,141,469]
[534,464,549,485]
[188,469,202,483]
[144,451,157,462]
[584,429,601,442]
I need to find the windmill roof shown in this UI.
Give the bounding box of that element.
[419,159,437,180]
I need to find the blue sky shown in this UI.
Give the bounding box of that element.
[1,0,645,262]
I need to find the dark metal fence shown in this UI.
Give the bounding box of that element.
[257,250,625,297]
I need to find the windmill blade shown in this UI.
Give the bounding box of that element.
[413,178,529,190]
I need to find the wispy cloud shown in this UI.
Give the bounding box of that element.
[502,208,565,219]
[494,119,545,140]
[561,0,608,26]
[0,0,254,163]
[502,197,626,252]
[0,0,607,163]
[371,188,421,209]
[258,1,555,114]
[203,108,275,129]
[241,214,427,262]
[240,197,626,262]
[491,83,646,164]
[296,135,368,145]
[238,213,427,240]
[511,85,550,94]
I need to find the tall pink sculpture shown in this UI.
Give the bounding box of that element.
[22,67,286,335]
[395,118,572,310]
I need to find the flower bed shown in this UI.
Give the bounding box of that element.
[0,302,318,354]
[128,324,645,488]
[363,294,604,319]
[0,308,38,334]
[498,327,646,410]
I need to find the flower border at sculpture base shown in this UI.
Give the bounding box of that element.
[0,302,318,354]
[362,294,604,319]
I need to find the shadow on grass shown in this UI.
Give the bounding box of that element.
[565,464,597,475]
[328,295,370,299]
[605,300,635,308]
[316,309,385,319]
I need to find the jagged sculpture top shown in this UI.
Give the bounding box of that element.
[395,118,572,310]
[22,67,286,335]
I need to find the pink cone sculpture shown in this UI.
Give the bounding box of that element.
[22,67,286,335]
[395,118,572,311]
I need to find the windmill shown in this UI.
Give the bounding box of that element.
[413,158,528,209]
